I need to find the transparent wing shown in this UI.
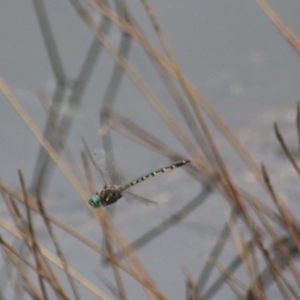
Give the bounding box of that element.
[82,137,109,186]
[123,191,158,205]
[93,149,125,186]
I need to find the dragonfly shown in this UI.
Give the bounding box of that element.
[88,158,190,208]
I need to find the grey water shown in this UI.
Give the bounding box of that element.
[1,1,300,299]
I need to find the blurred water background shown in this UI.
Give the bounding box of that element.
[1,1,300,299]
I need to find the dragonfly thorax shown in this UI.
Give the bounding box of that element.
[99,186,123,207]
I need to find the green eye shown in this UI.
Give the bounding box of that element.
[88,194,101,208]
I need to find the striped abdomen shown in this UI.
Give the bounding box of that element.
[121,160,190,191]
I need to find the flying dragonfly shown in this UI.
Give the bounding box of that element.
[89,159,191,208]
[83,137,190,208]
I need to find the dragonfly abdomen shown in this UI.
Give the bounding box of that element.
[122,160,190,191]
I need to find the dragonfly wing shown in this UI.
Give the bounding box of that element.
[94,148,126,186]
[123,191,158,206]
[82,137,109,186]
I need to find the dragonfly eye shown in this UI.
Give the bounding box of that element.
[88,194,101,208]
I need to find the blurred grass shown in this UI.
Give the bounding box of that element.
[0,0,300,299]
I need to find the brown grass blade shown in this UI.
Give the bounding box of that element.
[256,0,300,55]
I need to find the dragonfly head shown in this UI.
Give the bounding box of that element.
[88,193,101,208]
